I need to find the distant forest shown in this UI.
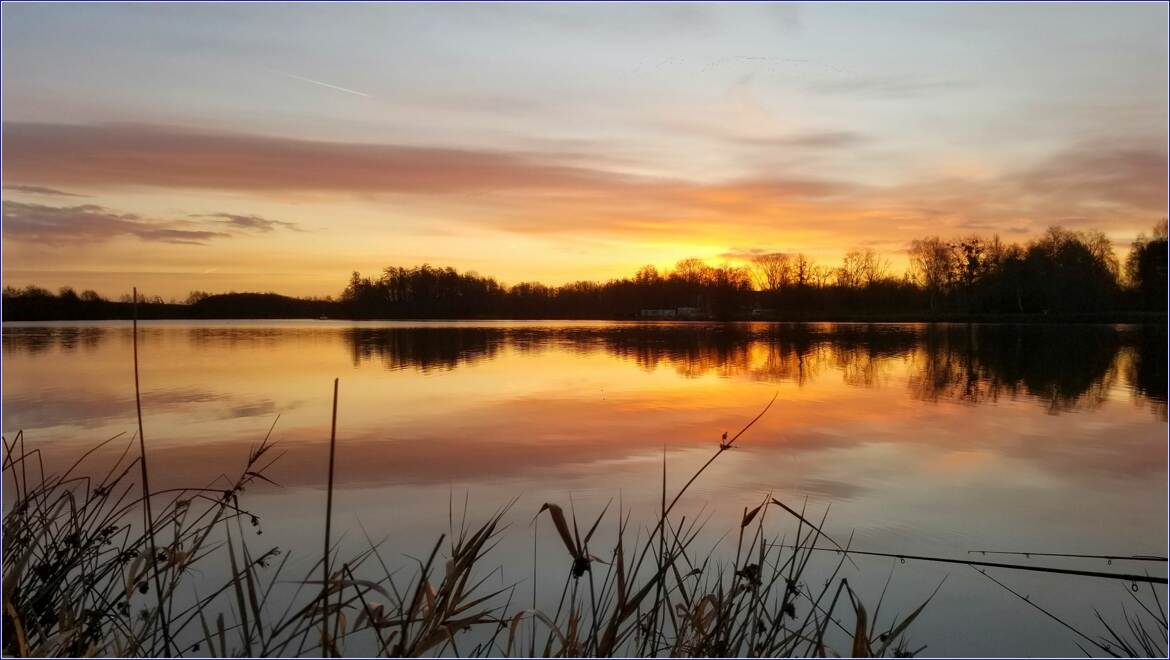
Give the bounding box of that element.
[4,223,1167,322]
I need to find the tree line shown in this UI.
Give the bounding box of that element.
[4,222,1166,321]
[338,222,1166,319]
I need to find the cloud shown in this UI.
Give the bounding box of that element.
[807,76,966,99]
[717,248,791,260]
[2,201,229,245]
[194,212,301,233]
[1013,142,1168,211]
[2,122,1164,250]
[875,141,1169,234]
[743,130,867,149]
[658,119,869,149]
[3,184,85,197]
[1,122,627,195]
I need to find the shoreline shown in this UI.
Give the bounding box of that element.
[3,311,1166,324]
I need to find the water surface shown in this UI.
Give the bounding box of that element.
[3,320,1166,656]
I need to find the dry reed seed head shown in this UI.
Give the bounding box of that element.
[735,563,762,586]
[571,556,592,578]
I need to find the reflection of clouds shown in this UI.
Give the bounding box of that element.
[4,321,1161,659]
[20,377,1163,499]
[222,399,280,420]
[5,323,1165,417]
[2,386,292,431]
[790,478,869,501]
[3,322,1164,489]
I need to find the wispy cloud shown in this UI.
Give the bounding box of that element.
[3,184,85,197]
[2,202,301,246]
[652,116,870,150]
[727,130,868,149]
[270,69,371,98]
[2,201,230,245]
[194,212,301,232]
[2,122,1164,249]
[718,248,791,261]
[807,76,967,99]
[1,122,622,194]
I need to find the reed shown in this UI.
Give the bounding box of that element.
[1,383,1164,657]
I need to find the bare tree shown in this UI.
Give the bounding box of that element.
[859,249,890,286]
[673,258,709,284]
[634,265,661,285]
[811,264,833,288]
[1081,230,1119,277]
[909,237,956,310]
[750,253,792,291]
[837,250,867,289]
[793,254,812,288]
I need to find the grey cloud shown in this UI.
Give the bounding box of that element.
[195,212,301,233]
[2,121,624,195]
[651,116,868,150]
[1013,143,1168,211]
[2,201,229,245]
[3,184,85,197]
[730,130,868,149]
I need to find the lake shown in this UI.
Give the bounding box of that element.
[2,320,1166,656]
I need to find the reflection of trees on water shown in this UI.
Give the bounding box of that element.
[342,323,1166,416]
[1,327,105,354]
[1123,325,1168,420]
[187,327,296,349]
[3,322,1164,416]
[908,325,1124,413]
[347,327,508,371]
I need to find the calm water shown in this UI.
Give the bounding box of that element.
[2,320,1167,656]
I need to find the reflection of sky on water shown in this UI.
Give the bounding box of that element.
[2,320,1166,656]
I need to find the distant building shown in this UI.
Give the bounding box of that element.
[675,307,702,320]
[639,308,677,319]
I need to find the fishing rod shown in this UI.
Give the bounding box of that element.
[769,544,1168,585]
[966,550,1167,563]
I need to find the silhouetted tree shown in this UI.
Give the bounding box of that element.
[909,237,956,311]
[1021,227,1119,313]
[1126,219,1168,311]
[5,224,1163,321]
[751,253,792,292]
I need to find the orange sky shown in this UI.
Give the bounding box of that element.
[2,3,1167,298]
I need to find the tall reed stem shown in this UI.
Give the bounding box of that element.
[132,287,171,655]
[321,377,340,656]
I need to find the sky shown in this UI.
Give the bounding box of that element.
[2,2,1167,299]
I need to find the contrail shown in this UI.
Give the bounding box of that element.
[271,69,371,98]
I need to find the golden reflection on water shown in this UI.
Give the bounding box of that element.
[2,321,1166,655]
[3,321,1165,486]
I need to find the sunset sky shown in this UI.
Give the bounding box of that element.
[2,2,1167,299]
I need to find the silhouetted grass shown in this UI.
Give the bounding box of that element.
[2,381,963,658]
[1,344,1163,657]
